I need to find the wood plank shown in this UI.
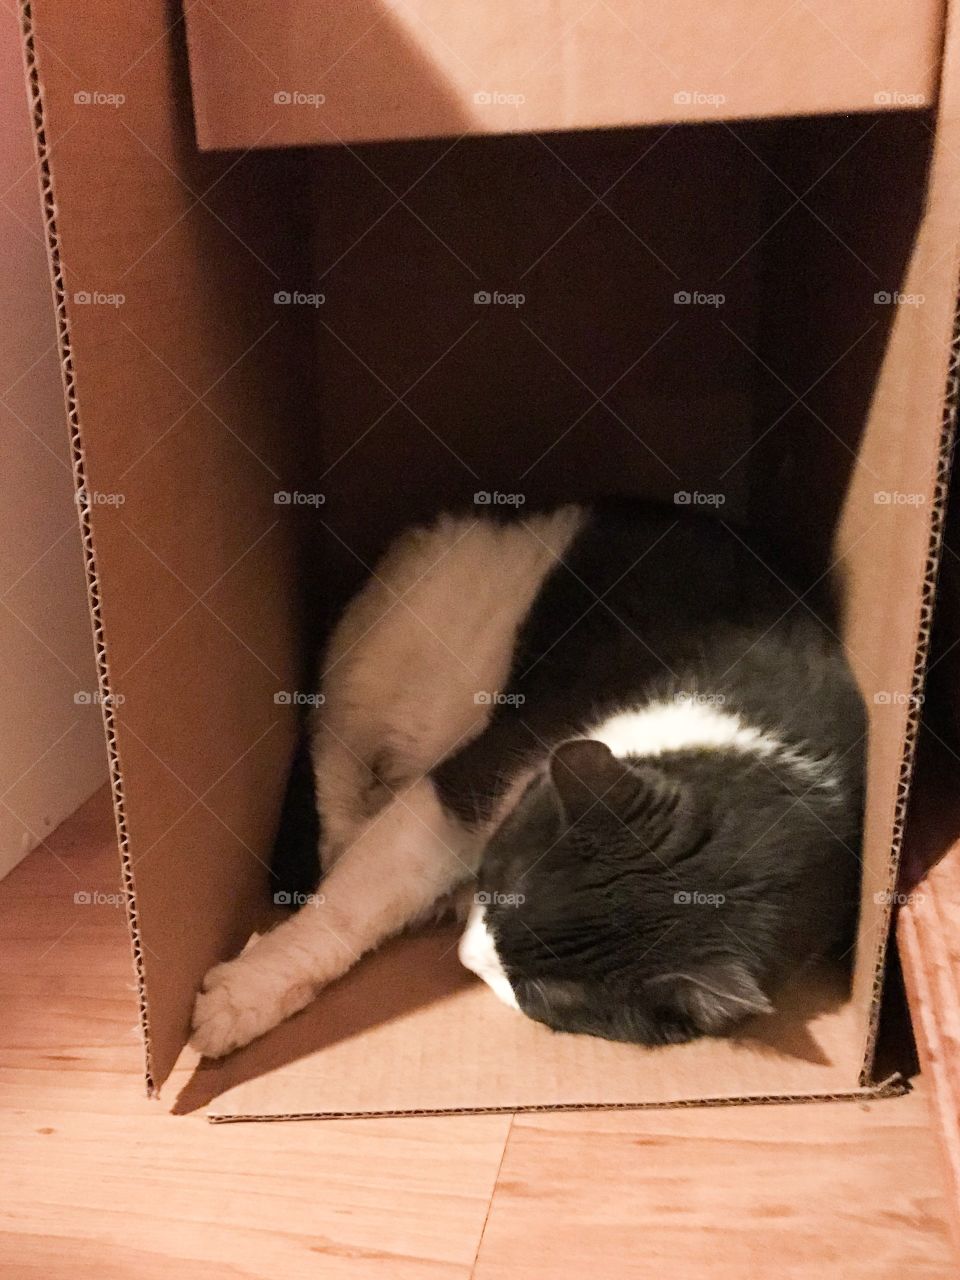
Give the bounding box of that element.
[0,788,511,1280]
[473,1098,957,1279]
[899,843,960,1258]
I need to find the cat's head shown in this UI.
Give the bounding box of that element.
[458,738,779,1045]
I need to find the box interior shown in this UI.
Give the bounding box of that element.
[22,0,960,1118]
[206,112,951,1119]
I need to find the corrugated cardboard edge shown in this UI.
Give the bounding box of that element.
[207,1075,908,1123]
[18,1,155,1093]
[860,288,960,1086]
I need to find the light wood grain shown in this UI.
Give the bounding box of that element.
[0,789,512,1280]
[899,838,960,1257]
[473,1103,957,1279]
[0,786,956,1279]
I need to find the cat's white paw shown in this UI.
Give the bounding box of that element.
[190,955,314,1059]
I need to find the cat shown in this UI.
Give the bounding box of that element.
[190,498,865,1058]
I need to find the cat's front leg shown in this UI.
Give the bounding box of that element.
[190,778,483,1058]
[190,945,319,1060]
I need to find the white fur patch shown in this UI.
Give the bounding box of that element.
[458,903,519,1009]
[592,701,779,759]
[591,700,836,788]
[313,505,587,852]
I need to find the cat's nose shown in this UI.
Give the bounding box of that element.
[458,903,520,1010]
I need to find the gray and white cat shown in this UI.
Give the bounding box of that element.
[191,499,864,1058]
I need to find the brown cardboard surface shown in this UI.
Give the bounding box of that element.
[178,927,871,1120]
[20,0,310,1090]
[720,98,960,1079]
[182,0,944,150]
[829,8,960,1074]
[21,0,960,1121]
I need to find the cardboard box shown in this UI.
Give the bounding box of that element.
[19,0,960,1120]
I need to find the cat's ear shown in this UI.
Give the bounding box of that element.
[646,961,773,1035]
[549,739,679,827]
[516,976,587,1022]
[549,739,624,822]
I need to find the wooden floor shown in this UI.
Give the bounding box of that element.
[1,788,956,1279]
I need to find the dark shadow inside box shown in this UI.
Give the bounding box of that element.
[270,111,932,616]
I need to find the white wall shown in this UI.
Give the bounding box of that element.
[0,15,108,878]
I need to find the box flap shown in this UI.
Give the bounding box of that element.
[21,0,309,1090]
[183,0,943,150]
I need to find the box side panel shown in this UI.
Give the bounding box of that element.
[22,0,308,1090]
[741,101,960,1080]
[831,128,960,1074]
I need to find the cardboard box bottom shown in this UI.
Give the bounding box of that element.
[161,925,897,1121]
